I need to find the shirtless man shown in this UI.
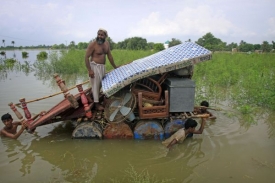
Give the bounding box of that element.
[0,113,27,139]
[85,28,117,110]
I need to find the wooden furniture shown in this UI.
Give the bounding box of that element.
[132,77,162,100]
[131,73,168,101]
[138,90,169,119]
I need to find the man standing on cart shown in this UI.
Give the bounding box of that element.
[85,28,117,111]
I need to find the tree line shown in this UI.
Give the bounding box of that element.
[1,32,275,52]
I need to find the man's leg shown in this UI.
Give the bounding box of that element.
[90,62,105,111]
[90,77,104,111]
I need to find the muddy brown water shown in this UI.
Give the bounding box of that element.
[0,50,275,183]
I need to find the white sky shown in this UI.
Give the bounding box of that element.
[0,0,274,46]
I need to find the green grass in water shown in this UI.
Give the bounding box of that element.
[193,52,275,110]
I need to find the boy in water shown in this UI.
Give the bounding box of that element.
[194,100,216,119]
[0,113,27,139]
[162,117,207,149]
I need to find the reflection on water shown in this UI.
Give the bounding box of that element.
[0,50,275,182]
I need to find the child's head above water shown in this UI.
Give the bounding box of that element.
[1,113,13,122]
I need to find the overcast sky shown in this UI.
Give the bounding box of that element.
[0,0,274,47]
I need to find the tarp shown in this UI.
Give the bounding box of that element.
[102,42,211,97]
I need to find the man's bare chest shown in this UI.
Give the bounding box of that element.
[4,126,17,134]
[94,46,108,55]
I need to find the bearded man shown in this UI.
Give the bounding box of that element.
[85,28,117,110]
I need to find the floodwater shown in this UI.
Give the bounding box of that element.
[0,50,275,183]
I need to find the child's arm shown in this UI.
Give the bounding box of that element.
[193,118,206,134]
[167,139,178,149]
[207,111,217,119]
[12,121,22,125]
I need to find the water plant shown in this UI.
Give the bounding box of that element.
[193,52,275,111]
[4,58,17,69]
[37,51,48,60]
[22,51,28,58]
[110,164,173,183]
[238,105,254,114]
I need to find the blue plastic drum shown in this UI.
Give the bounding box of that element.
[134,120,164,140]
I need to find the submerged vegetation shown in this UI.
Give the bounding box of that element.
[110,164,173,183]
[36,51,48,60]
[0,57,32,80]
[193,52,275,110]
[22,51,28,58]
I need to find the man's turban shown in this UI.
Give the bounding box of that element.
[98,28,108,37]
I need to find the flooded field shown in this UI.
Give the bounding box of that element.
[0,50,275,183]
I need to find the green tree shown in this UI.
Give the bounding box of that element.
[169,38,182,47]
[59,43,66,49]
[226,42,238,51]
[261,41,272,52]
[271,41,275,49]
[238,41,254,52]
[68,41,76,49]
[106,37,116,50]
[116,37,147,50]
[2,39,5,47]
[52,44,59,49]
[147,42,154,50]
[11,41,15,47]
[253,44,261,50]
[116,41,126,49]
[77,42,88,50]
[153,43,165,51]
[196,32,225,51]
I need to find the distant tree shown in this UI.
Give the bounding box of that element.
[128,37,147,50]
[185,38,191,42]
[253,44,261,50]
[169,38,182,47]
[116,41,126,49]
[272,41,275,49]
[59,43,66,49]
[68,41,76,49]
[154,43,165,51]
[196,32,225,51]
[2,39,5,47]
[217,42,227,51]
[77,42,88,50]
[52,44,59,49]
[106,37,115,50]
[261,41,272,52]
[238,41,254,52]
[147,42,154,50]
[116,37,147,50]
[239,40,245,45]
[226,42,238,51]
[11,41,15,47]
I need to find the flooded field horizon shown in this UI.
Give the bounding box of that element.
[0,50,275,183]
